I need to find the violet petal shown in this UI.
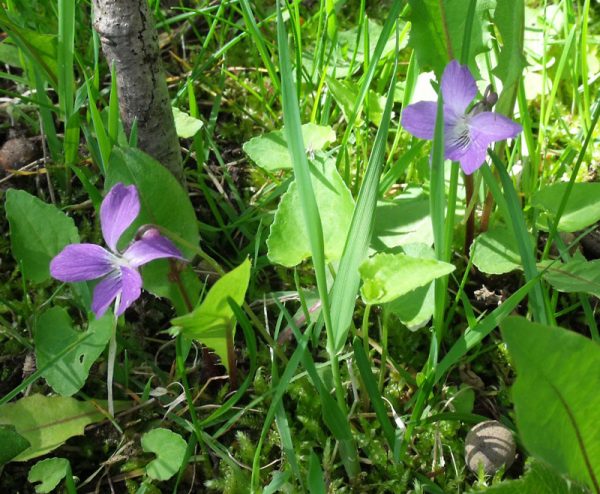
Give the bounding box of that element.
[116,266,142,315]
[456,136,488,175]
[92,272,122,318]
[441,60,477,116]
[50,244,115,282]
[469,112,523,141]
[401,101,438,140]
[122,235,184,268]
[101,183,140,252]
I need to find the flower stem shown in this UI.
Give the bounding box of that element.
[107,295,120,417]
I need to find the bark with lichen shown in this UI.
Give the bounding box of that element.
[92,0,183,181]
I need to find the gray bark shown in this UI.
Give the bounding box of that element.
[92,0,183,181]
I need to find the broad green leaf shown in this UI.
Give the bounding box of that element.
[471,226,525,275]
[141,428,187,481]
[501,317,600,490]
[5,189,79,283]
[543,259,600,298]
[387,244,437,329]
[267,155,355,267]
[0,425,30,464]
[35,307,113,396]
[105,147,201,306]
[532,182,600,232]
[474,460,588,494]
[371,188,433,251]
[327,77,386,126]
[0,40,22,68]
[171,259,251,370]
[360,252,455,305]
[28,458,70,494]
[172,107,203,138]
[243,124,336,172]
[0,395,109,461]
[407,0,495,77]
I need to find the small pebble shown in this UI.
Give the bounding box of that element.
[465,420,516,475]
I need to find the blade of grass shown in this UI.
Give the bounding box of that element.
[489,150,549,324]
[276,1,358,477]
[331,38,398,352]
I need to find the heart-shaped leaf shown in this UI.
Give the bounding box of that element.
[471,226,525,275]
[0,425,30,464]
[267,155,355,267]
[28,458,70,493]
[543,258,600,298]
[141,428,187,481]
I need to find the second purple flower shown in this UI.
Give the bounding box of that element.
[401,60,523,175]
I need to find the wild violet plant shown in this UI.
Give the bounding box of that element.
[401,60,522,174]
[50,182,184,415]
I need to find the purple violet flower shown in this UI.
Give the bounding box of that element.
[50,183,184,317]
[401,60,523,174]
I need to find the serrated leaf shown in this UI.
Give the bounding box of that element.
[0,395,108,461]
[171,259,251,370]
[172,107,203,138]
[473,460,588,494]
[35,307,113,396]
[5,189,79,283]
[500,317,600,491]
[533,183,600,232]
[359,252,455,305]
[543,259,600,298]
[141,428,187,481]
[267,155,354,267]
[471,226,525,275]
[105,147,201,307]
[28,458,70,494]
[243,123,336,172]
[0,425,30,464]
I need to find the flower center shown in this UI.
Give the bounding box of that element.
[451,115,472,150]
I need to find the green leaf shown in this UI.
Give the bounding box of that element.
[35,307,113,396]
[471,226,525,275]
[543,259,600,298]
[267,155,355,267]
[359,252,455,305]
[105,147,200,305]
[532,182,600,232]
[327,77,386,126]
[371,188,433,251]
[171,259,251,370]
[172,107,203,138]
[0,394,109,461]
[0,425,30,464]
[243,124,336,172]
[28,458,70,494]
[474,460,589,494]
[500,317,600,491]
[386,244,437,329]
[141,428,187,481]
[407,0,495,77]
[5,189,79,283]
